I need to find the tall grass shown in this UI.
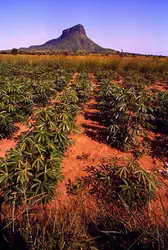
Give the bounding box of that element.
[0,54,168,72]
[1,189,167,250]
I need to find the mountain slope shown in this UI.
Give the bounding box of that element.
[24,24,115,53]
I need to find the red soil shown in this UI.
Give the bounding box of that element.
[70,72,79,84]
[0,123,28,158]
[114,77,168,92]
[59,112,130,186]
[147,80,168,92]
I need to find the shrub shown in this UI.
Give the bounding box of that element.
[0,111,18,139]
[11,48,18,55]
[68,157,161,210]
[98,81,153,151]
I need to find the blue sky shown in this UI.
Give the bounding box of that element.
[0,0,168,55]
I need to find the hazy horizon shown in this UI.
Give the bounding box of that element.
[0,0,168,55]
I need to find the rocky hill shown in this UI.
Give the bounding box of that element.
[20,24,116,53]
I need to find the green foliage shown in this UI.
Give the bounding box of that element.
[0,83,33,138]
[96,69,120,82]
[32,83,53,106]
[0,89,78,205]
[0,111,18,139]
[0,102,76,205]
[69,157,161,210]
[0,108,64,204]
[53,68,71,91]
[0,64,74,140]
[151,91,168,134]
[98,81,153,151]
[54,75,67,91]
[0,70,89,205]
[72,72,93,104]
[56,87,80,118]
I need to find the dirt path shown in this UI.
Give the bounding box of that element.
[54,76,131,187]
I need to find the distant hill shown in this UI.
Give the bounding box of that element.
[20,24,116,53]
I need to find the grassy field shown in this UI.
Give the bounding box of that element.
[1,54,168,72]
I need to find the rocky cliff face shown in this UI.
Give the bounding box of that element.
[26,24,115,53]
[61,24,86,38]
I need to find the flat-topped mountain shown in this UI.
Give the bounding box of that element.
[21,24,116,53]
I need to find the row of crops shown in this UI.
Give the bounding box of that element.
[67,69,168,249]
[68,69,168,206]
[0,64,74,139]
[0,67,93,205]
[93,69,168,156]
